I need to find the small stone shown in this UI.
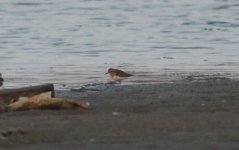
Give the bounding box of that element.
[90,138,95,142]
[0,135,6,140]
[112,112,120,116]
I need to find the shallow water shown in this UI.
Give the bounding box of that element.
[0,0,239,89]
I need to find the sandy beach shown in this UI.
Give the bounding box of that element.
[0,79,239,150]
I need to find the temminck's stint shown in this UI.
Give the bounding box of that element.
[106,68,132,82]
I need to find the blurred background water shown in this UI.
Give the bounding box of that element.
[0,0,239,89]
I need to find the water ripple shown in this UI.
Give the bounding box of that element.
[207,21,239,27]
[170,46,211,50]
[13,2,53,6]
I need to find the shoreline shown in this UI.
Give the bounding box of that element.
[0,78,239,150]
[2,71,238,90]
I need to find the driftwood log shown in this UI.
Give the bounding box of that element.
[0,84,55,103]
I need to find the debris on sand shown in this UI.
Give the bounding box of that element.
[0,84,91,112]
[6,92,91,111]
[0,84,55,103]
[0,128,26,140]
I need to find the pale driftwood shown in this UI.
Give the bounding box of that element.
[7,92,91,111]
[0,84,54,103]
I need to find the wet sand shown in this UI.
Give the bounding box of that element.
[0,79,239,150]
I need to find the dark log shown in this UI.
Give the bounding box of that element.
[0,84,54,103]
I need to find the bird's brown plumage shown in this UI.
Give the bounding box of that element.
[106,68,132,81]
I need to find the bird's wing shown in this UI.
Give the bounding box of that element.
[115,69,132,77]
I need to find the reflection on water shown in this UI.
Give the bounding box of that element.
[0,0,239,89]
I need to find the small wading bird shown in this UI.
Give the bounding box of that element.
[106,68,133,82]
[0,73,4,87]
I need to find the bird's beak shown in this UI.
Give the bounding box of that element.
[105,72,108,75]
